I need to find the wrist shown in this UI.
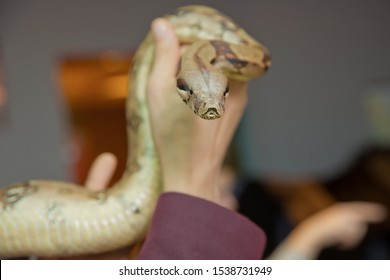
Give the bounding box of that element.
[162,166,221,203]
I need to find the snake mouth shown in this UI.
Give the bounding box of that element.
[202,108,221,120]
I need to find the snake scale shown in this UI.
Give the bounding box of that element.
[0,5,270,258]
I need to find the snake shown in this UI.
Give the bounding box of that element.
[0,5,271,258]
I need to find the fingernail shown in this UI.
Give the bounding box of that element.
[152,18,167,39]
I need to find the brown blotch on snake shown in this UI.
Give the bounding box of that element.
[1,182,38,210]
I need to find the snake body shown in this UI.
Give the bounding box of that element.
[0,5,270,258]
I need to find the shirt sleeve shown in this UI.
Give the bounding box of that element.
[138,192,266,260]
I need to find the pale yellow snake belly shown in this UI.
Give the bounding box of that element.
[0,5,271,258]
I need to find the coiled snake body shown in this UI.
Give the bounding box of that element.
[0,5,270,258]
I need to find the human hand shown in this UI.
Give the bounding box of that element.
[270,202,387,259]
[147,18,248,203]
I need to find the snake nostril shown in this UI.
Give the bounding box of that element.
[203,108,220,119]
[206,108,218,114]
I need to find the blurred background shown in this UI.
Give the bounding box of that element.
[0,0,390,259]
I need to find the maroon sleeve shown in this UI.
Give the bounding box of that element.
[138,192,266,260]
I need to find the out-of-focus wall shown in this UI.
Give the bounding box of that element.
[1,0,390,185]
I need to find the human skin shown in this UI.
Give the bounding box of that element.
[147,18,248,203]
[269,201,387,259]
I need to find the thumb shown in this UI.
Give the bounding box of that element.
[148,18,180,97]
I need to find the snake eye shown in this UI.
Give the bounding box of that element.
[189,89,194,95]
[224,87,229,97]
[177,78,190,92]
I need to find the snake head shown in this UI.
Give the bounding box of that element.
[176,70,229,120]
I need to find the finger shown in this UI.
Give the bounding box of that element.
[344,201,387,223]
[85,153,118,192]
[148,18,180,98]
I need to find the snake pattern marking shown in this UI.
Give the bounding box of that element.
[0,5,271,258]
